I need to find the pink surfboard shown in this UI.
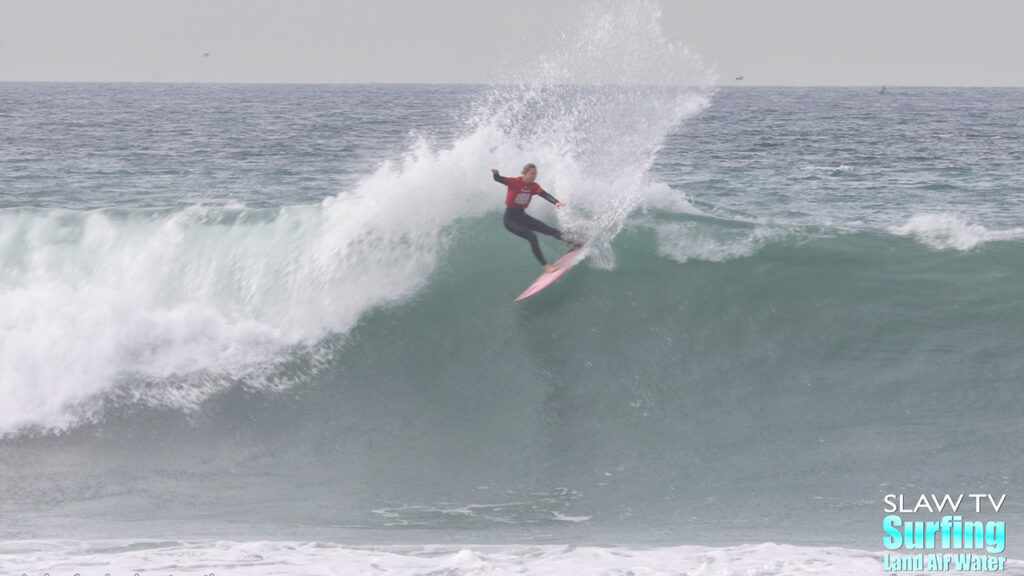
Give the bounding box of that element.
[515,248,585,301]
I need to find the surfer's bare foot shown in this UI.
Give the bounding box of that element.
[543,264,559,274]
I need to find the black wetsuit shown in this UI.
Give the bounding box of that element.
[494,172,565,265]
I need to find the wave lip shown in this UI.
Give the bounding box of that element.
[889,213,1024,251]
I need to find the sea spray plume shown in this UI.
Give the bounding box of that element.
[472,0,715,267]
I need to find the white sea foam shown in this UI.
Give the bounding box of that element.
[655,221,778,263]
[0,539,956,576]
[0,133,502,435]
[889,213,1024,251]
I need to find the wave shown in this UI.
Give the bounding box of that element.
[6,196,1024,436]
[4,2,1022,439]
[0,0,713,435]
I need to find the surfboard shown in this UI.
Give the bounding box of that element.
[515,247,585,301]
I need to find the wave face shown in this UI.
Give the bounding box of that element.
[2,1,1024,551]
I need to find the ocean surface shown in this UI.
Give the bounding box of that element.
[2,10,1024,576]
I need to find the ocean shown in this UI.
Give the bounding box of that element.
[2,7,1024,576]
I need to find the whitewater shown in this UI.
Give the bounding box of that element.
[2,2,1024,574]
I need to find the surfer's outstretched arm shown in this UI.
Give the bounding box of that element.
[491,169,507,185]
[538,190,565,208]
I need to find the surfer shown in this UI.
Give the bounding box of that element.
[492,164,578,273]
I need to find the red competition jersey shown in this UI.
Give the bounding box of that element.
[503,177,546,208]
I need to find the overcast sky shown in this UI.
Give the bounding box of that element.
[1,0,1022,86]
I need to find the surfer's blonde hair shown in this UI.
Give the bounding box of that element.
[522,163,537,174]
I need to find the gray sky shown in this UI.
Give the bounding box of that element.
[0,0,1022,86]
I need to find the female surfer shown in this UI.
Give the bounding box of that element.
[491,164,579,273]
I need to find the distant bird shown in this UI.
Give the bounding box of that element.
[203,52,210,58]
[735,75,744,81]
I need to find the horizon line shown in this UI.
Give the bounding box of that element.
[1,80,1023,89]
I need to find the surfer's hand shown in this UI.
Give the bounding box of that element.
[556,202,566,208]
[491,168,499,175]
